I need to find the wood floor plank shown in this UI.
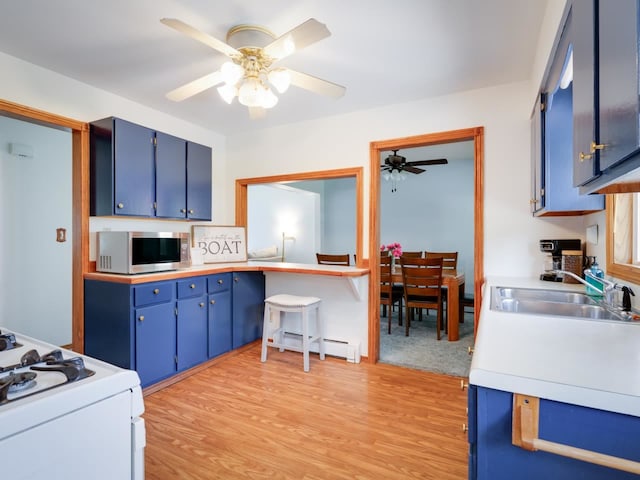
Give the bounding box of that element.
[144,343,469,479]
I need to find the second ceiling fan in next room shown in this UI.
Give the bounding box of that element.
[381,150,448,192]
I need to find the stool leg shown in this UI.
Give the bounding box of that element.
[317,304,325,361]
[261,304,271,363]
[302,306,310,372]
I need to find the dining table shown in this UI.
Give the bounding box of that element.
[392,266,466,341]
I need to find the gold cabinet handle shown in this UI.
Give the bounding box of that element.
[199,302,205,308]
[217,279,223,285]
[234,277,239,283]
[591,141,607,153]
[210,299,216,305]
[468,346,474,355]
[579,152,593,162]
[180,208,186,213]
[117,202,124,209]
[138,315,144,322]
[462,423,468,433]
[190,283,195,289]
[460,380,468,391]
[189,209,195,214]
[529,199,539,205]
[153,288,159,294]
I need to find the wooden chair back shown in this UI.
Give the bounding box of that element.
[400,251,423,258]
[316,253,351,266]
[400,256,444,338]
[425,251,458,273]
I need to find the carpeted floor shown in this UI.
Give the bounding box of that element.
[379,308,474,378]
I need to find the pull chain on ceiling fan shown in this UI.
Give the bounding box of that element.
[160,17,346,119]
[381,149,448,192]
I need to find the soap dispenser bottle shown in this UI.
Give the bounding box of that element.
[586,256,604,296]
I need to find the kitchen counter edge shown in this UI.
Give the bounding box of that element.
[84,261,369,284]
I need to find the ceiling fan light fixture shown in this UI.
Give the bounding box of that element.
[220,61,244,85]
[268,68,291,93]
[260,86,279,108]
[217,83,237,104]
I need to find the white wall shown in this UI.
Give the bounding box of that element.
[0,117,72,345]
[0,51,230,253]
[225,79,587,280]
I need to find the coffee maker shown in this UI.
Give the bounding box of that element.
[539,239,582,281]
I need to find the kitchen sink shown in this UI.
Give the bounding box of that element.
[491,286,630,322]
[494,287,598,305]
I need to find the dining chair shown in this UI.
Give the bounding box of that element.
[400,256,443,339]
[316,253,351,266]
[400,251,423,258]
[425,251,458,331]
[380,255,403,333]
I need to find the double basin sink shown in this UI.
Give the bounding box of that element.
[491,286,633,322]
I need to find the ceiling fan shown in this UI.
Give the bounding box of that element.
[381,150,448,175]
[160,17,346,118]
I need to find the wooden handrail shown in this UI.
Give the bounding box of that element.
[512,393,640,475]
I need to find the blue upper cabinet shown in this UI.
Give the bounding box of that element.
[574,0,640,194]
[186,141,213,221]
[155,131,187,219]
[90,117,212,220]
[572,0,598,186]
[531,4,604,216]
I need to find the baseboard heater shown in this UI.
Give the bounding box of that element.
[278,332,361,364]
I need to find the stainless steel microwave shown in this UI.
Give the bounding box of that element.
[96,231,190,274]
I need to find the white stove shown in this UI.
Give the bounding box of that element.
[0,328,145,480]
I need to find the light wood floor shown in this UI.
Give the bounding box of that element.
[143,343,469,479]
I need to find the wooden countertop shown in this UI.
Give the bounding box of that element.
[84,261,370,284]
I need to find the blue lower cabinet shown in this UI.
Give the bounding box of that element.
[231,271,265,349]
[135,301,176,386]
[470,386,640,479]
[176,295,208,371]
[85,272,265,388]
[208,290,232,358]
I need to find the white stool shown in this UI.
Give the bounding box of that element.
[261,294,325,372]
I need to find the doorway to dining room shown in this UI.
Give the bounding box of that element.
[368,127,484,376]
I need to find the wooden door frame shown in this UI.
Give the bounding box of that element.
[0,99,89,352]
[235,167,365,267]
[368,127,484,362]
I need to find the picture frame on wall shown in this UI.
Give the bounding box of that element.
[191,225,247,263]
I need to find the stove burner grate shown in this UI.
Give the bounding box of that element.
[6,371,37,393]
[0,333,22,351]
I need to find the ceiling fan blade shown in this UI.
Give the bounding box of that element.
[249,107,267,120]
[264,18,331,60]
[160,18,240,58]
[403,166,425,174]
[166,71,224,102]
[408,159,449,166]
[286,69,346,98]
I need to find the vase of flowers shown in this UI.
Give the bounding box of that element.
[381,242,402,269]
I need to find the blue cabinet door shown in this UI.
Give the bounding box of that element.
[177,296,208,370]
[135,301,176,387]
[113,118,155,216]
[473,386,640,480]
[186,141,212,221]
[208,290,232,358]
[598,0,640,172]
[232,271,265,349]
[156,132,186,219]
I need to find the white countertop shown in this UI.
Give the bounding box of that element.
[470,276,640,417]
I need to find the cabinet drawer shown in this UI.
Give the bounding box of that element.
[208,273,231,293]
[177,277,206,299]
[134,282,174,307]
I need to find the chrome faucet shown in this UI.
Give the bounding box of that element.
[552,269,620,307]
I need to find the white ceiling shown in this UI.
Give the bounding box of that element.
[0,0,549,136]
